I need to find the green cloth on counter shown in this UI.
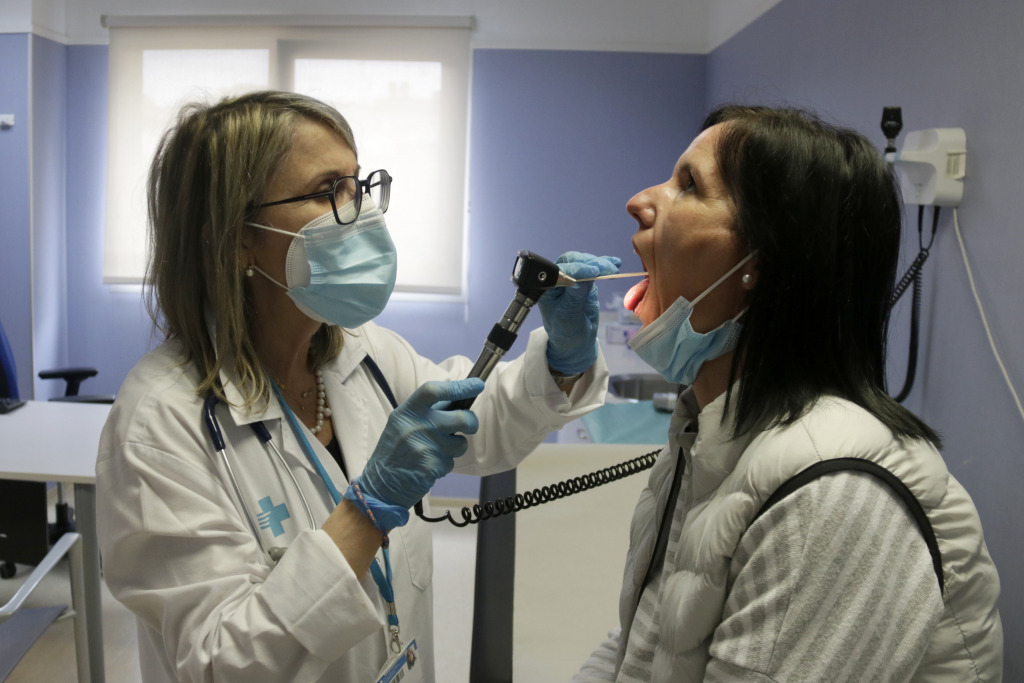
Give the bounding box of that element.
[580,401,671,444]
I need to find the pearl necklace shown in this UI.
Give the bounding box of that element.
[311,369,332,435]
[280,370,332,435]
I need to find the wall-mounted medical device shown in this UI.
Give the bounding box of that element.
[881,107,968,403]
[885,127,967,207]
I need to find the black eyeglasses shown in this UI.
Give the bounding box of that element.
[256,169,392,226]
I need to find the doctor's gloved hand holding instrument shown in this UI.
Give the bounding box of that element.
[538,252,622,378]
[443,250,623,411]
[344,378,484,533]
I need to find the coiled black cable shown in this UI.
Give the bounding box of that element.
[891,205,939,403]
[894,270,922,403]
[419,448,662,527]
[892,205,938,306]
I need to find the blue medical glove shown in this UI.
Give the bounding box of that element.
[538,251,621,374]
[349,378,485,530]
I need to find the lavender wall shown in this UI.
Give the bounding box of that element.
[31,35,69,399]
[64,45,153,395]
[709,1,1023,675]
[0,34,33,399]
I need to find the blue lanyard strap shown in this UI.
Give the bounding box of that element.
[271,381,343,506]
[371,548,402,651]
[370,548,399,627]
[272,377,402,645]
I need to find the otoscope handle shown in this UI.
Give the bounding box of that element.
[449,325,520,410]
[449,287,543,410]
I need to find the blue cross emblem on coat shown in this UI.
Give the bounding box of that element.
[256,496,291,537]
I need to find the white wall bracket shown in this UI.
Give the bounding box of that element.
[885,127,966,207]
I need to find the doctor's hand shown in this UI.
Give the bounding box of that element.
[538,251,621,375]
[356,378,485,519]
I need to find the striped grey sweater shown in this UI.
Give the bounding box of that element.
[580,470,943,682]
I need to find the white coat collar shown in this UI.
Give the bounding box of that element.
[220,323,381,425]
[204,303,382,427]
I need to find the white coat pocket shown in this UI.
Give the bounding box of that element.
[395,518,433,590]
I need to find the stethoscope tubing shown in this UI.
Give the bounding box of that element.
[202,393,317,561]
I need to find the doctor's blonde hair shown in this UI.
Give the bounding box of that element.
[145,91,354,409]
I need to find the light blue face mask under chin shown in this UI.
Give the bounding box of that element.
[628,253,753,386]
[248,196,398,328]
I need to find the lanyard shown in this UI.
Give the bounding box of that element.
[271,381,344,505]
[271,377,403,651]
[371,547,403,652]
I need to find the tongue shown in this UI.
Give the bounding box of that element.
[624,279,649,312]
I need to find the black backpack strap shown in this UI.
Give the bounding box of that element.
[752,458,944,594]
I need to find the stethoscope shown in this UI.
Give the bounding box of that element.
[202,355,398,563]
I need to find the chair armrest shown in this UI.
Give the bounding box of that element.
[50,395,115,405]
[37,367,98,397]
[0,533,81,619]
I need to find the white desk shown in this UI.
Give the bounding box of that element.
[0,400,111,682]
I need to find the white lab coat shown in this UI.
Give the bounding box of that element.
[96,321,608,683]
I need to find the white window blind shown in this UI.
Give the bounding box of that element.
[104,21,471,295]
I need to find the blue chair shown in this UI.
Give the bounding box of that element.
[0,320,19,402]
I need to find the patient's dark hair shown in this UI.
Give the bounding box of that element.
[704,104,940,446]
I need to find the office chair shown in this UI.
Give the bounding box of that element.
[0,317,114,580]
[0,317,115,405]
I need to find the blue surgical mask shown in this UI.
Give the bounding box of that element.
[628,253,754,386]
[248,196,397,328]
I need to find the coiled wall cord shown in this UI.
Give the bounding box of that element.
[891,205,939,403]
[419,448,662,527]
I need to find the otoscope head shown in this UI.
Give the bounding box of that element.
[881,106,903,154]
[512,250,559,290]
[512,250,577,299]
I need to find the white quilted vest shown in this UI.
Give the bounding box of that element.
[617,393,1002,682]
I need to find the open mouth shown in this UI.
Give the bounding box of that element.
[624,277,649,313]
[624,253,649,313]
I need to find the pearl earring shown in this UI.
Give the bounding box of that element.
[245,265,255,278]
[741,273,752,285]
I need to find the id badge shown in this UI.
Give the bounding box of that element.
[374,639,422,683]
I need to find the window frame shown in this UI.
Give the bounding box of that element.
[103,18,472,298]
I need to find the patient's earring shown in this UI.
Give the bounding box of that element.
[245,264,255,278]
[741,273,752,285]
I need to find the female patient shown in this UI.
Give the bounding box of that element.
[575,105,1002,681]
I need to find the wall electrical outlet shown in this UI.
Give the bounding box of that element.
[0,114,14,128]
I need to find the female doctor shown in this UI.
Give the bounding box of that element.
[96,90,619,683]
